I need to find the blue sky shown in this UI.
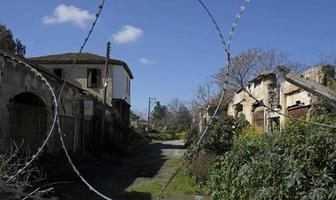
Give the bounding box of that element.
[1,0,336,112]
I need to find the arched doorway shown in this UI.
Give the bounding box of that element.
[8,92,47,150]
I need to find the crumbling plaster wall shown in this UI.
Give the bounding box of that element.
[0,54,84,154]
[37,63,113,107]
[279,66,330,124]
[227,74,276,129]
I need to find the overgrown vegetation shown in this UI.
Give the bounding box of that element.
[118,127,149,155]
[147,132,178,141]
[201,115,249,155]
[0,143,51,199]
[146,131,187,141]
[201,104,336,200]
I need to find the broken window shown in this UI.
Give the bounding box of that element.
[253,107,264,130]
[268,117,280,132]
[234,103,243,117]
[87,68,101,88]
[53,69,62,78]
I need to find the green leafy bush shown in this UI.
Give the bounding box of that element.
[184,128,199,148]
[190,152,216,185]
[207,116,336,200]
[239,125,265,139]
[147,132,178,141]
[201,115,249,155]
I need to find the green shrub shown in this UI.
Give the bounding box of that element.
[239,125,265,139]
[184,128,199,148]
[190,152,216,185]
[207,117,336,200]
[201,115,249,155]
[147,132,178,141]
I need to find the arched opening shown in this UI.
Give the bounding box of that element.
[8,92,47,150]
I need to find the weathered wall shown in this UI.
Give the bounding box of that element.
[35,63,113,107]
[112,65,131,104]
[226,66,334,131]
[0,53,122,155]
[0,55,56,152]
[227,73,277,130]
[279,65,331,124]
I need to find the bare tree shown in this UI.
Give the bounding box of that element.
[165,98,192,132]
[320,53,336,67]
[214,48,304,88]
[194,80,218,109]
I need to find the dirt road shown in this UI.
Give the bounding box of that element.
[52,140,197,200]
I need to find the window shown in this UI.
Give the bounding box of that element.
[87,68,101,88]
[53,69,62,78]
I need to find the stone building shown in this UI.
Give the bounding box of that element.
[0,51,133,154]
[29,53,134,123]
[279,65,334,125]
[226,66,334,131]
[227,71,278,130]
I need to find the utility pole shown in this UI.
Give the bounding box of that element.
[147,97,157,133]
[100,41,111,150]
[103,41,111,104]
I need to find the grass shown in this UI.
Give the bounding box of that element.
[147,131,188,141]
[147,132,178,141]
[175,131,188,140]
[126,157,201,198]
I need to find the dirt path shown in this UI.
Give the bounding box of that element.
[51,140,203,200]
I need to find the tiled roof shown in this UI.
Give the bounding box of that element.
[29,52,134,79]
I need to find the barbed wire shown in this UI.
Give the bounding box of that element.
[238,79,336,129]
[5,1,110,200]
[2,53,59,184]
[53,1,116,200]
[156,0,252,199]
[58,0,106,101]
[56,124,113,200]
[7,0,335,200]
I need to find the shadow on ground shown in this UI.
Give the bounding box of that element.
[40,141,185,200]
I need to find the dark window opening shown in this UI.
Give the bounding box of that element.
[234,103,243,117]
[87,69,101,88]
[268,117,280,132]
[54,69,62,78]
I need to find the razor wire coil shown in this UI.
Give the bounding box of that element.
[6,0,336,200]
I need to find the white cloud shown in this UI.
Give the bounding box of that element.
[112,25,144,44]
[139,58,155,65]
[43,4,95,28]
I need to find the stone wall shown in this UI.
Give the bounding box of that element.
[0,52,123,155]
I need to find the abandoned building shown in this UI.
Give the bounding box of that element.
[227,65,334,131]
[29,52,134,123]
[198,65,335,133]
[0,51,134,154]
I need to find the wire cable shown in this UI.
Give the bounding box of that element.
[156,0,252,199]
[2,53,59,184]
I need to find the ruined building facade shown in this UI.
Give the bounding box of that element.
[0,51,133,154]
[226,65,334,131]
